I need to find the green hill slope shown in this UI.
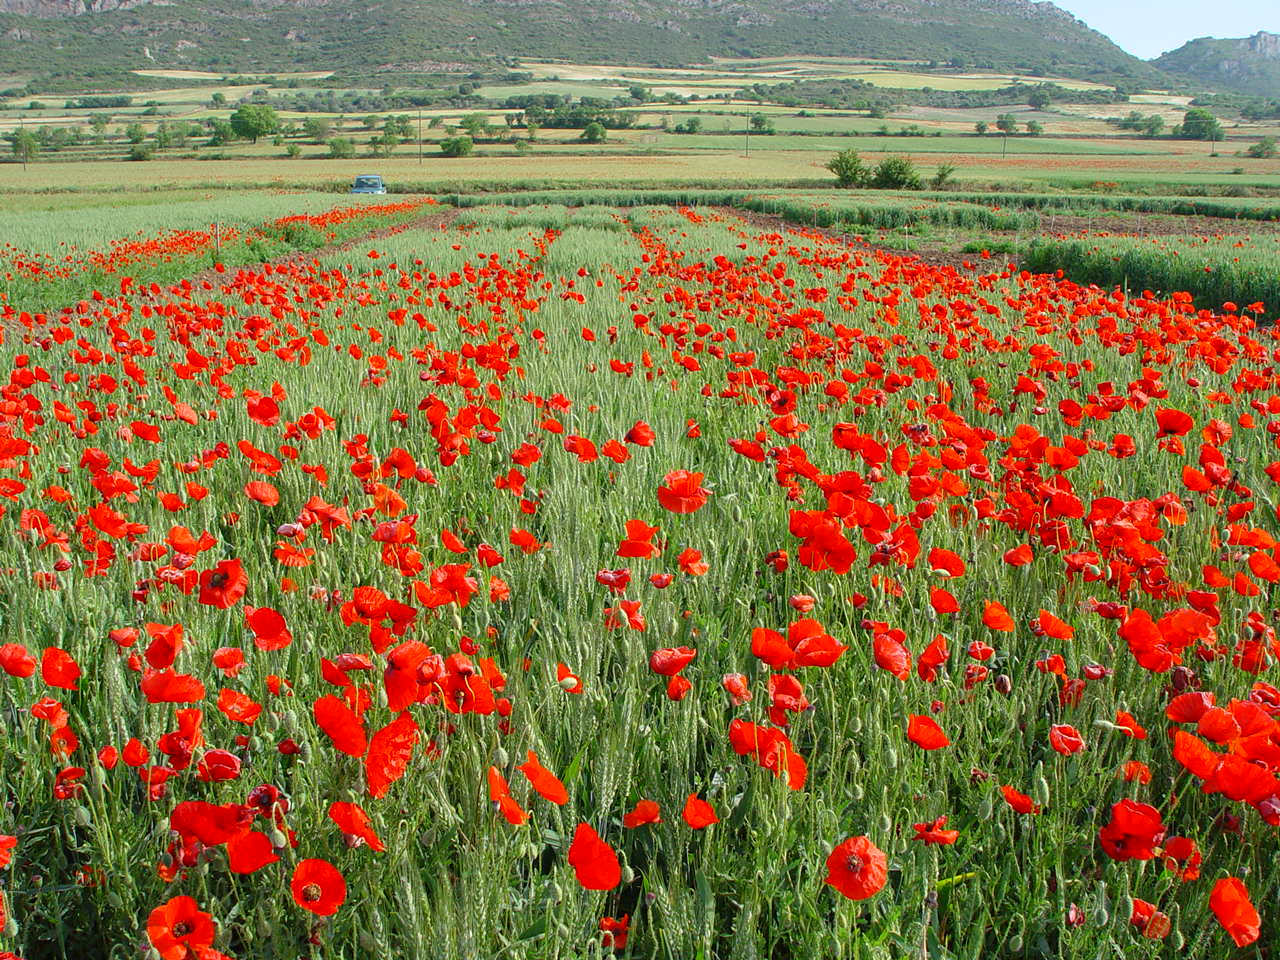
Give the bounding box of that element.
[1154,32,1280,97]
[0,0,1166,87]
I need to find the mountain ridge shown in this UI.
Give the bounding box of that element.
[0,0,1170,87]
[1154,31,1280,97]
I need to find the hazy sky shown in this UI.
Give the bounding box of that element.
[1055,1,1276,59]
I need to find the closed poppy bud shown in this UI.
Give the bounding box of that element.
[994,674,1012,695]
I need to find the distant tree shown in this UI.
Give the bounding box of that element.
[1246,136,1277,159]
[930,161,957,190]
[1141,115,1165,138]
[579,121,606,144]
[89,113,111,136]
[207,118,234,146]
[439,136,474,157]
[825,148,871,187]
[369,130,399,157]
[302,117,331,144]
[127,143,154,161]
[154,122,172,150]
[362,114,380,130]
[209,92,227,108]
[125,122,146,144]
[975,120,989,136]
[628,85,650,102]
[9,129,38,164]
[525,121,540,142]
[385,114,413,138]
[459,114,488,138]
[750,113,775,134]
[673,117,702,134]
[1179,107,1223,142]
[1028,87,1051,110]
[230,104,279,143]
[1025,120,1043,136]
[285,142,301,158]
[995,114,1019,134]
[871,156,922,190]
[327,137,356,159]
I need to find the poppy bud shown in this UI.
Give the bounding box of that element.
[976,791,993,821]
[493,747,509,767]
[994,674,1012,695]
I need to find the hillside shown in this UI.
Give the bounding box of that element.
[0,0,1166,88]
[1154,32,1280,98]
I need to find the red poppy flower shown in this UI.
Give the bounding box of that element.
[656,470,710,514]
[682,793,718,829]
[623,799,662,828]
[907,714,950,750]
[912,816,959,845]
[291,858,347,916]
[365,711,418,799]
[328,801,385,852]
[1098,799,1165,861]
[312,695,367,758]
[823,836,888,901]
[1048,724,1085,756]
[1209,877,1260,947]
[146,896,215,960]
[198,558,247,609]
[41,647,81,690]
[649,647,696,677]
[1000,785,1041,815]
[600,913,630,950]
[226,830,279,874]
[567,822,621,890]
[982,601,1015,632]
[517,750,568,805]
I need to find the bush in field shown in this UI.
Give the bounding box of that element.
[303,117,332,144]
[825,149,872,188]
[328,137,356,159]
[439,136,474,157]
[1246,136,1277,159]
[871,156,922,190]
[579,122,607,144]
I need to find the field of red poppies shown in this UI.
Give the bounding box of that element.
[0,198,1277,958]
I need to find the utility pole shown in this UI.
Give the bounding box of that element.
[418,109,422,164]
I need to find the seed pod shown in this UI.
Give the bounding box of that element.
[877,812,892,835]
[74,805,92,828]
[847,714,862,734]
[1032,762,1050,807]
[493,746,509,768]
[884,746,898,769]
[851,783,865,802]
[976,791,994,821]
